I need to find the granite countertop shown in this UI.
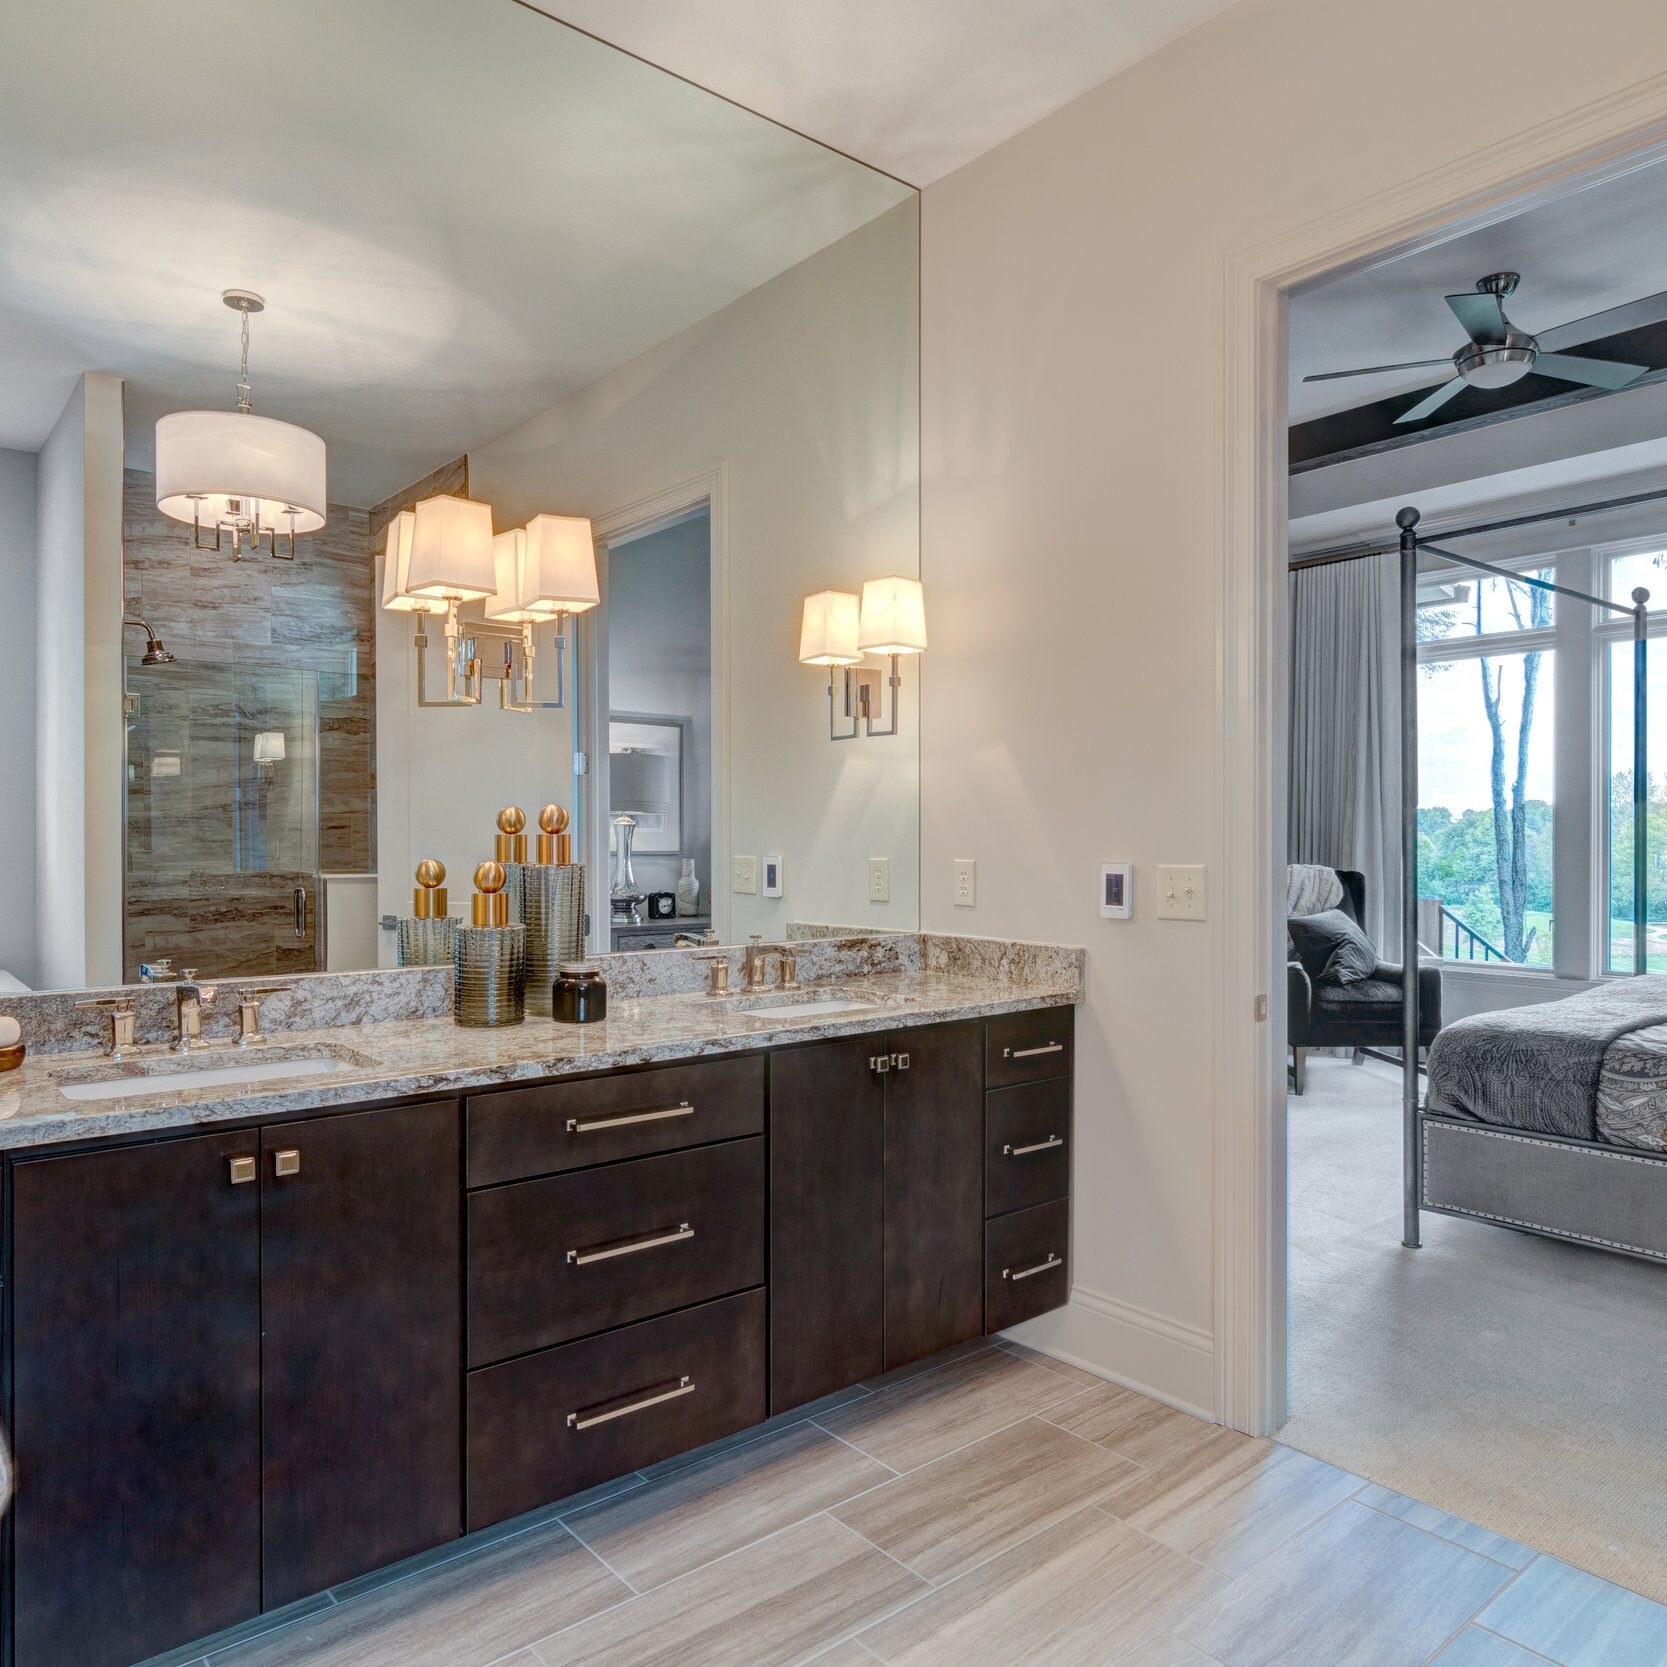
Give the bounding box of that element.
[0,967,1081,1152]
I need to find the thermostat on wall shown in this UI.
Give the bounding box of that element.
[1100,863,1133,919]
[762,854,784,898]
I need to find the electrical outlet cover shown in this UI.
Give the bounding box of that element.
[732,855,758,895]
[868,856,890,903]
[953,858,977,908]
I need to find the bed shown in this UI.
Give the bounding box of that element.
[1423,977,1667,1262]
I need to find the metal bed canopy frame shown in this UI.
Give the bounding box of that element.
[1391,503,1653,1250]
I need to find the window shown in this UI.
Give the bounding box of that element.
[1418,565,1555,968]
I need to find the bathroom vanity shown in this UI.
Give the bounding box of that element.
[0,960,1076,1667]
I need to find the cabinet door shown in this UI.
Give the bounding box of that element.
[11,1131,262,1667]
[884,1021,986,1367]
[769,1038,885,1411]
[260,1100,461,1608]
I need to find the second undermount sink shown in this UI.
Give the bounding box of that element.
[54,1044,372,1103]
[713,986,884,1021]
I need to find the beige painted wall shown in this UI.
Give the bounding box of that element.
[468,197,921,942]
[919,0,1667,1411]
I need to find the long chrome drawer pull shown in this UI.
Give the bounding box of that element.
[1003,1253,1063,1282]
[566,1223,695,1266]
[1003,1135,1064,1157]
[1003,1042,1063,1060]
[567,1375,694,1431]
[567,1101,694,1133]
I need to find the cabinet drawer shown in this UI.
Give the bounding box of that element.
[986,1007,1074,1089]
[466,1055,765,1186]
[466,1288,766,1531]
[468,1138,765,1366]
[985,1200,1070,1333]
[986,1079,1071,1218]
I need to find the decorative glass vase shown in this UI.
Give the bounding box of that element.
[676,857,701,918]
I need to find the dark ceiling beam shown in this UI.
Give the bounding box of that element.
[1289,318,1667,473]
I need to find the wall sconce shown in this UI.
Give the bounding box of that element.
[799,578,926,740]
[381,498,597,714]
[485,514,599,713]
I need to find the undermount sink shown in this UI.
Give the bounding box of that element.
[54,1044,371,1103]
[713,986,885,1021]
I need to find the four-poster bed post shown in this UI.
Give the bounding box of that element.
[1394,504,1651,1250]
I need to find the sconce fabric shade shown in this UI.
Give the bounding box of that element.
[523,514,600,615]
[611,749,672,815]
[485,527,544,623]
[381,509,447,615]
[405,495,497,601]
[799,590,863,665]
[858,577,928,655]
[253,730,286,764]
[155,411,327,534]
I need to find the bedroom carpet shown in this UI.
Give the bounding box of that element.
[1282,1053,1667,1606]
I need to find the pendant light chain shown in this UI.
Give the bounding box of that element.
[236,301,253,415]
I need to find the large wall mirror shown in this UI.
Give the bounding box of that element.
[0,0,920,993]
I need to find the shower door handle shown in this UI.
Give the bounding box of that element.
[293,887,307,939]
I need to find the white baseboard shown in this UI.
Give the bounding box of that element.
[1002,1284,1217,1421]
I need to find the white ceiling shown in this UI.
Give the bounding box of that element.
[526,0,1245,187]
[1289,158,1667,425]
[0,0,909,505]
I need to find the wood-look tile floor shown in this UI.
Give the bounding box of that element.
[190,1339,1667,1667]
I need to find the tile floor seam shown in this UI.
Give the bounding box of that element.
[858,1342,1001,1398]
[550,1518,643,1599]
[1468,1619,1566,1664]
[551,1472,648,1523]
[1350,1492,1538,1574]
[813,1403,1102,1480]
[1034,1403,1163,1470]
[1084,1500,1225,1579]
[529,1497,907,1653]
[814,1505,942,1591]
[814,1422,904,1477]
[1124,1479,1363,1581]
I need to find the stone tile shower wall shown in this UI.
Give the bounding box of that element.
[121,470,376,978]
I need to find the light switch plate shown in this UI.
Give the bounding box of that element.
[868,856,890,903]
[953,858,976,908]
[762,854,784,898]
[732,854,758,895]
[1156,864,1205,921]
[1099,863,1132,919]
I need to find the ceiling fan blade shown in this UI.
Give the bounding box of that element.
[1301,359,1451,384]
[1446,291,1507,343]
[1394,377,1468,424]
[1532,352,1649,391]
[1539,289,1667,352]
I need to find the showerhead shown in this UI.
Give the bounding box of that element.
[124,618,175,666]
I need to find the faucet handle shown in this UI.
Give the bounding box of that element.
[695,953,731,996]
[233,985,285,1046]
[75,998,137,1058]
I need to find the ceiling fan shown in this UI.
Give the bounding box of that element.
[1304,271,1653,424]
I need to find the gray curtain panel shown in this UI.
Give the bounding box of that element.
[1288,555,1402,956]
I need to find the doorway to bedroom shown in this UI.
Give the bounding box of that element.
[1279,151,1667,1603]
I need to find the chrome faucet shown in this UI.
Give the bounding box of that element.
[741,937,799,993]
[173,981,218,1052]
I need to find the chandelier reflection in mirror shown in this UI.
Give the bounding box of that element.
[154,291,327,561]
[381,498,599,712]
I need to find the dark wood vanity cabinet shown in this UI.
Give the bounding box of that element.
[769,1020,986,1411]
[5,1006,1074,1667]
[8,1101,460,1667]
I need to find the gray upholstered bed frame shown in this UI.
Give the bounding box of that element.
[1421,1115,1667,1264]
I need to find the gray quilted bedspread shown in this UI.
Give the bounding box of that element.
[1425,975,1667,1140]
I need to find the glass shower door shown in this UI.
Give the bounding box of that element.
[124,660,321,980]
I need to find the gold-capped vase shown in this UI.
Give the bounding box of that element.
[454,861,525,1027]
[397,859,458,967]
[496,805,530,925]
[522,803,586,1016]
